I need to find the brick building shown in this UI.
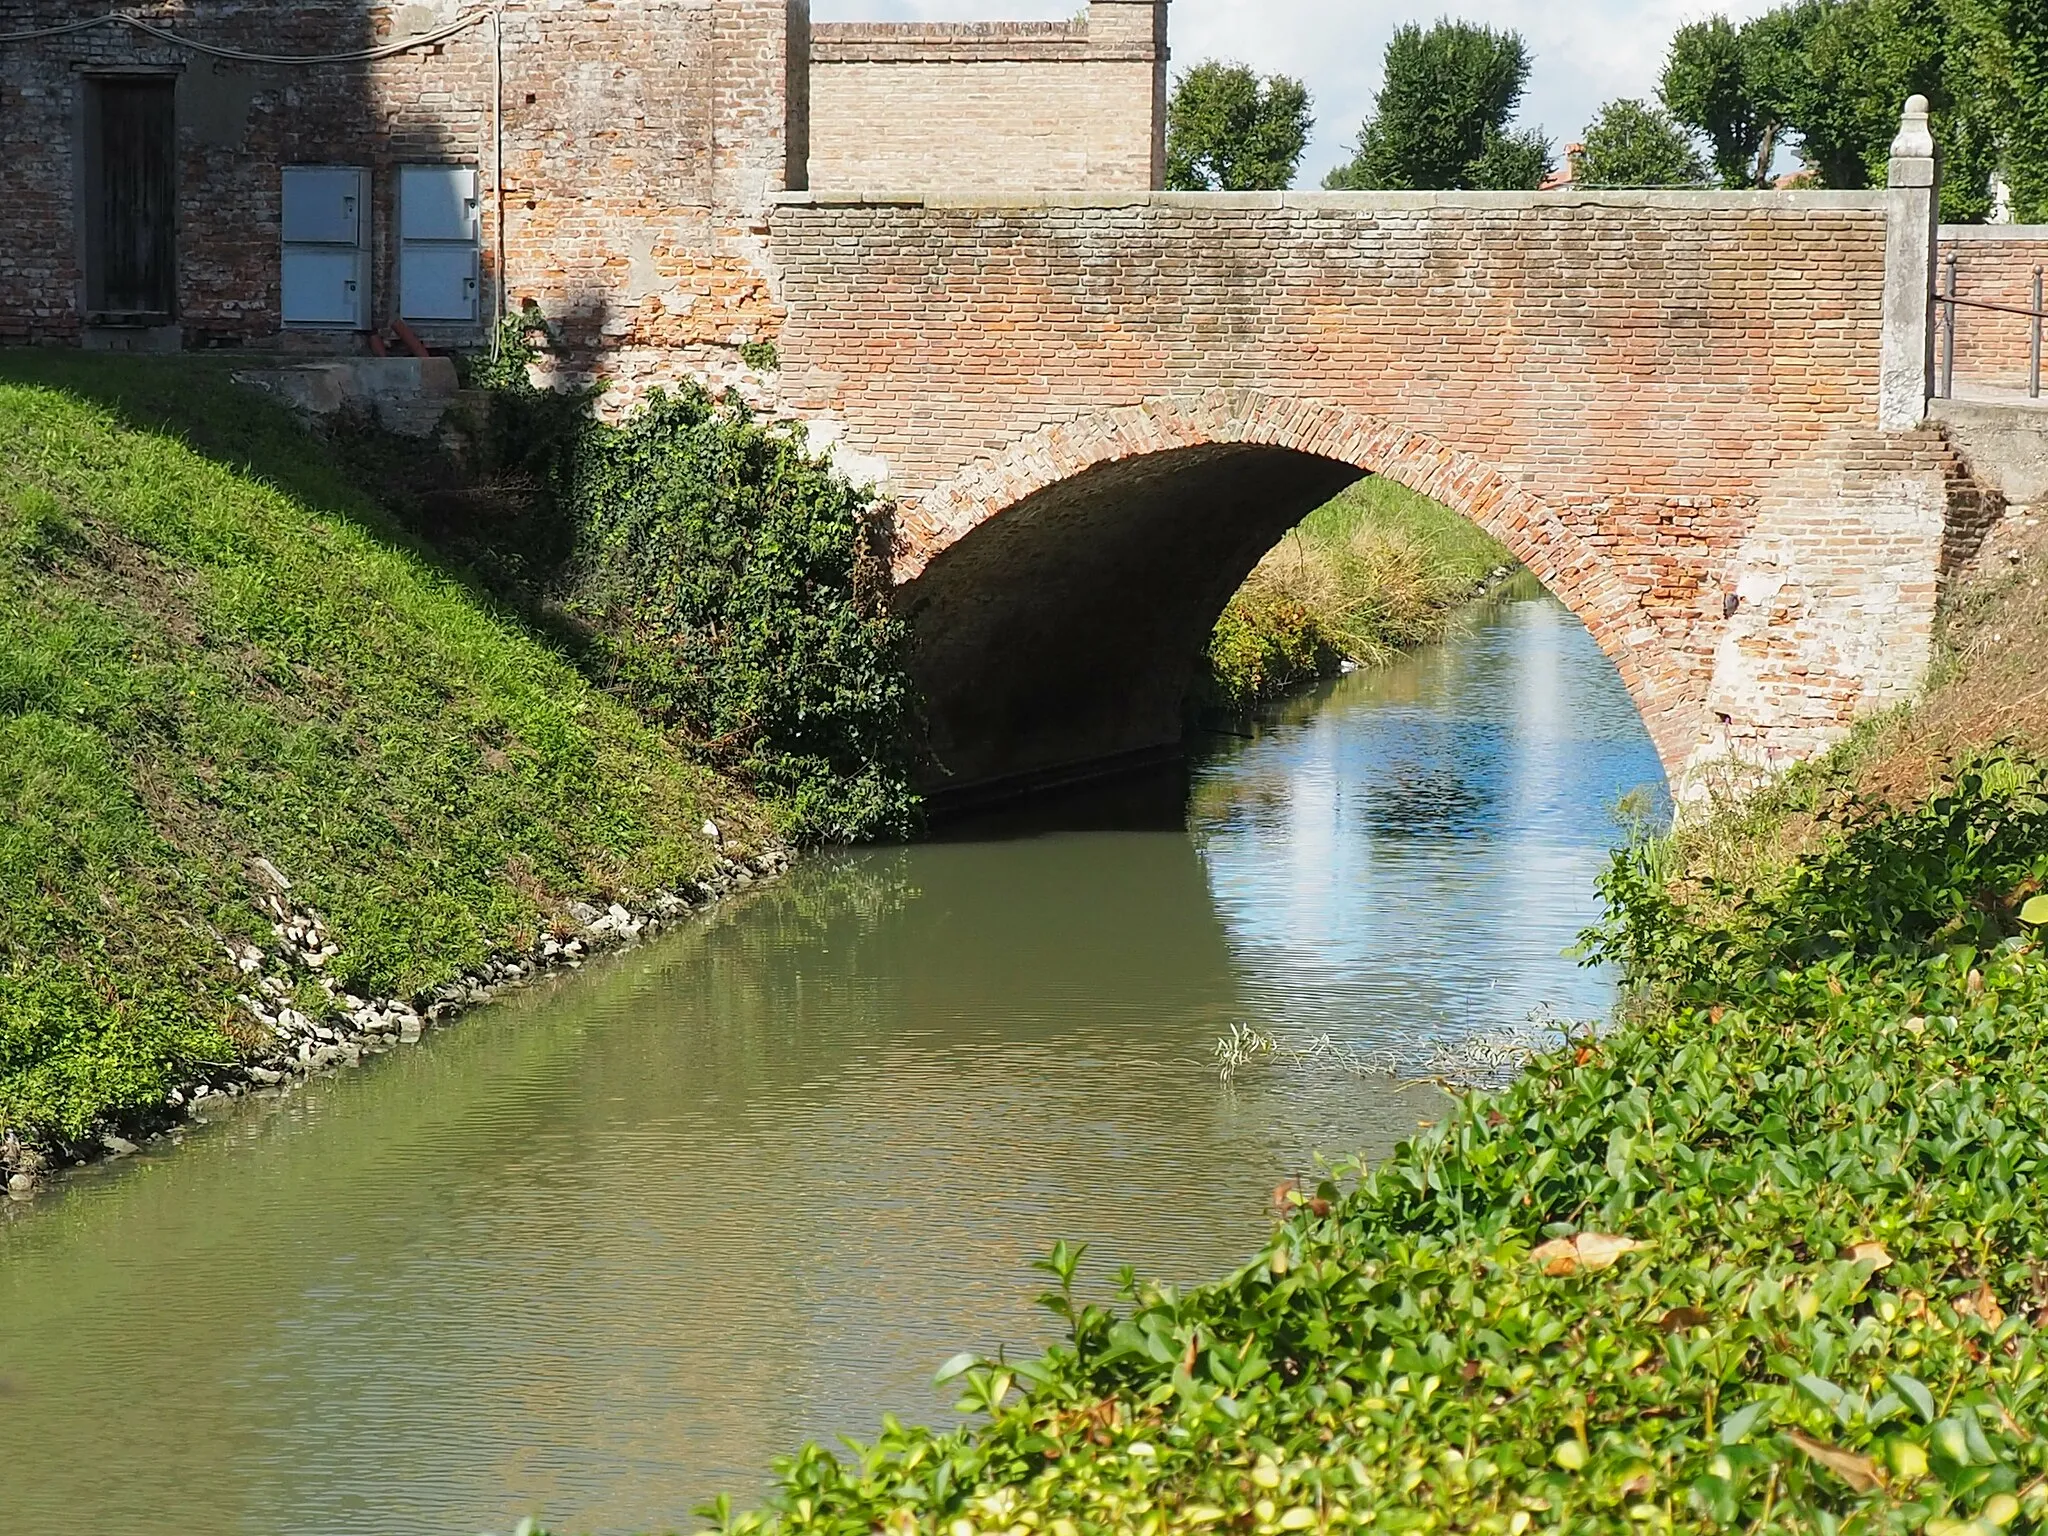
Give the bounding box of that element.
[806,2,1168,193]
[0,0,1170,363]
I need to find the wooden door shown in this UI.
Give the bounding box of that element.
[89,79,177,318]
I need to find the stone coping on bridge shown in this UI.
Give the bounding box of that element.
[771,189,1892,213]
[1941,224,2048,240]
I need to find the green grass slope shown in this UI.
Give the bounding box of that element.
[0,354,768,1143]
[1207,477,1516,710]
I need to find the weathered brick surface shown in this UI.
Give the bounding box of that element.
[0,0,792,388]
[771,190,1967,792]
[806,0,1166,192]
[1939,226,2048,398]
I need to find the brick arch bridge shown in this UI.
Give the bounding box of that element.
[892,391,1699,789]
[766,111,1992,800]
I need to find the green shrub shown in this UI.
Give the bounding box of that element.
[1587,755,2048,1001]
[559,388,918,845]
[1207,592,1338,711]
[1206,478,1514,710]
[457,308,919,846]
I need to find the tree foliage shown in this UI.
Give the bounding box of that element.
[1577,99,1710,188]
[1324,21,1552,191]
[1661,14,1798,188]
[1980,0,2048,221]
[1660,0,2048,221]
[1164,61,1314,191]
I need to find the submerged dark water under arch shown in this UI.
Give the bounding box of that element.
[0,576,1666,1536]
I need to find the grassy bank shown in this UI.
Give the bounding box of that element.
[1205,477,1516,710]
[0,354,773,1145]
[660,529,2048,1533]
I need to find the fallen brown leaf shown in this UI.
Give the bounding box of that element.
[1847,1241,1895,1271]
[1574,1233,1650,1272]
[1659,1306,1713,1334]
[1532,1238,1579,1276]
[1959,1281,2008,1329]
[1784,1429,1882,1493]
[1532,1234,1649,1276]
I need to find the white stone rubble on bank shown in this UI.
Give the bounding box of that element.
[1,847,790,1200]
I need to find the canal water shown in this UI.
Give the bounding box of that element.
[0,576,1666,1536]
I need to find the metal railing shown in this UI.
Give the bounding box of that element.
[1936,251,2046,401]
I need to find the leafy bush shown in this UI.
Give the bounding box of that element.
[559,389,918,845]
[1587,756,2048,1000]
[458,307,920,845]
[1207,592,1336,710]
[1205,478,1512,710]
[695,754,2048,1535]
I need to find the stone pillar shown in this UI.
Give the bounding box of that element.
[1881,94,1940,430]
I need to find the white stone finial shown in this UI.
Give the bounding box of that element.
[1887,95,1937,190]
[1891,95,1935,161]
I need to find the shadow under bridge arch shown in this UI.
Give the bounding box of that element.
[889,392,1690,802]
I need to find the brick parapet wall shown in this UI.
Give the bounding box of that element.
[771,190,1961,788]
[1939,226,2048,398]
[0,0,790,377]
[805,1,1166,191]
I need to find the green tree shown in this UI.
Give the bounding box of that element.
[1576,99,1710,187]
[1662,0,2000,218]
[1164,61,1314,191]
[1976,0,2048,220]
[1660,12,1810,187]
[1324,21,1552,191]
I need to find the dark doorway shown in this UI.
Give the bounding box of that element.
[85,78,178,320]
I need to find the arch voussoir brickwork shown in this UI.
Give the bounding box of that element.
[897,390,1698,766]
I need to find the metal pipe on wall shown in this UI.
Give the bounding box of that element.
[1942,252,1958,400]
[2033,267,2042,401]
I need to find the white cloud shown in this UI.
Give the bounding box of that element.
[810,0,1783,183]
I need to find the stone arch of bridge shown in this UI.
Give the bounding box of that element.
[890,391,1692,800]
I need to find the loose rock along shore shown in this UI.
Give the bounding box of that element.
[0,846,791,1205]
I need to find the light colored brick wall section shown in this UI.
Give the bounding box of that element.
[1940,226,2048,397]
[0,0,791,396]
[770,190,1969,790]
[806,1,1166,191]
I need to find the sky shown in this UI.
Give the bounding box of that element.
[811,0,1784,185]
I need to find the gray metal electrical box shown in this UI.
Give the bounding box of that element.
[281,166,370,330]
[398,165,480,324]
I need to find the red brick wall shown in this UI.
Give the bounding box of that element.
[770,190,1969,791]
[1939,227,2048,398]
[0,0,792,389]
